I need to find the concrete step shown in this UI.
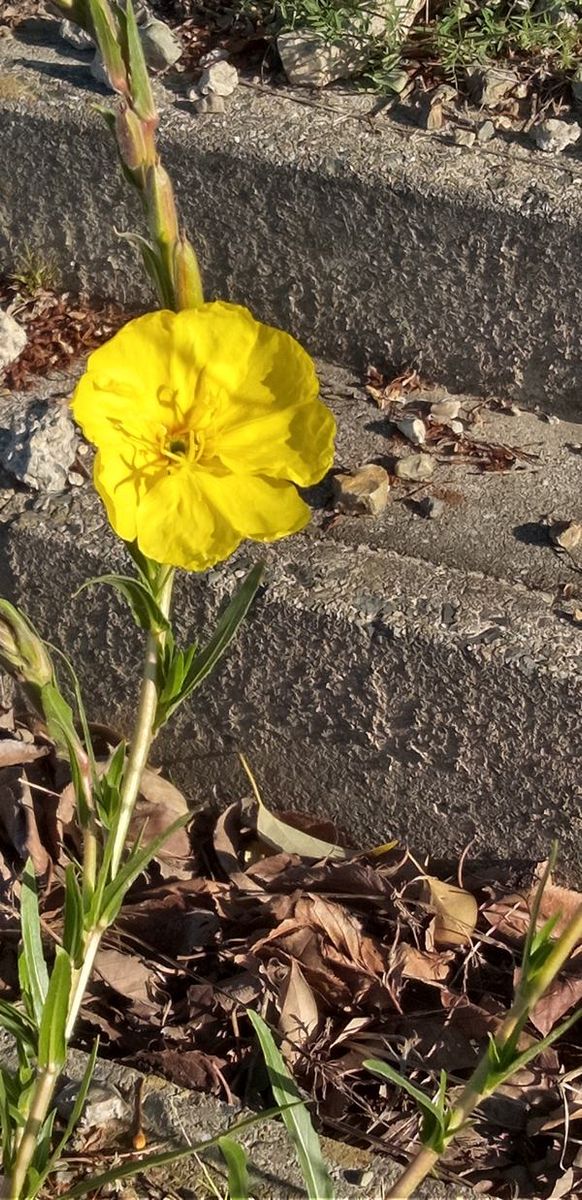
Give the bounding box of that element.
[3,16,582,417]
[0,365,580,880]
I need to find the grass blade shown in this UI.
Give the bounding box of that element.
[248,1011,334,1200]
[219,1137,250,1200]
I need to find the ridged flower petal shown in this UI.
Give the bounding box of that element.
[72,303,335,572]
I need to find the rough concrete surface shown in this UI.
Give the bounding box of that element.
[2,18,582,417]
[0,1032,476,1199]
[0,372,580,882]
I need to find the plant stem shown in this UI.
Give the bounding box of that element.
[386,901,582,1200]
[109,567,174,875]
[6,568,175,1200]
[3,1068,57,1200]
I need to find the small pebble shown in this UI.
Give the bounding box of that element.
[452,128,476,147]
[198,60,238,97]
[67,471,85,487]
[450,420,464,435]
[430,398,460,422]
[395,416,426,445]
[395,453,435,482]
[532,118,581,153]
[550,520,582,551]
[191,94,226,114]
[477,120,495,142]
[333,463,390,516]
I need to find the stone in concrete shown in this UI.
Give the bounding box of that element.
[0,309,26,372]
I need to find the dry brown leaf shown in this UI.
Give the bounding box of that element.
[485,867,582,942]
[391,943,452,986]
[213,802,262,891]
[241,755,347,861]
[128,766,191,877]
[95,948,154,1007]
[0,739,48,768]
[141,1048,229,1097]
[0,770,51,877]
[423,875,478,946]
[278,959,320,1064]
[529,953,582,1037]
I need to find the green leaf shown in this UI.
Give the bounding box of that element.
[485,1007,582,1093]
[363,1059,448,1151]
[19,861,49,1027]
[95,740,126,827]
[248,1011,334,1200]
[156,564,265,728]
[124,0,155,118]
[37,948,71,1071]
[97,812,191,926]
[88,0,128,92]
[0,1000,36,1050]
[63,1105,289,1196]
[40,682,92,828]
[75,575,170,634]
[219,1137,250,1200]
[63,864,84,963]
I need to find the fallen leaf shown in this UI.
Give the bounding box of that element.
[0,739,48,768]
[0,770,50,877]
[390,943,453,986]
[240,756,347,861]
[278,960,320,1064]
[94,948,154,1008]
[128,765,192,877]
[530,954,582,1036]
[423,875,478,946]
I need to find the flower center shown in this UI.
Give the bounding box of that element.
[160,427,205,468]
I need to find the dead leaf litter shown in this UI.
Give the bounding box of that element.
[0,710,579,1198]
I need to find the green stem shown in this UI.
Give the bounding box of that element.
[3,1068,57,1200]
[6,568,175,1200]
[109,567,174,875]
[387,901,582,1200]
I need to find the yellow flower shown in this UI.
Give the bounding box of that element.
[72,303,335,571]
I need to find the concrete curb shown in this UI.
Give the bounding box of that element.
[2,19,582,418]
[0,374,580,878]
[0,1032,476,1198]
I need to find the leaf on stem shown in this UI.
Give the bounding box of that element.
[37,947,72,1071]
[218,1137,250,1200]
[75,574,170,634]
[19,860,49,1027]
[248,1010,334,1200]
[155,563,265,729]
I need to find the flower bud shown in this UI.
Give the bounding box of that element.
[115,103,148,175]
[172,233,204,310]
[145,162,179,249]
[0,601,54,700]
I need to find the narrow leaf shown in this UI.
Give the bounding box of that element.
[38,949,71,1071]
[63,864,84,963]
[98,812,191,925]
[155,563,265,728]
[0,1000,37,1050]
[125,0,155,118]
[88,0,128,92]
[363,1059,443,1126]
[219,1137,250,1200]
[64,1106,290,1196]
[20,861,49,1026]
[75,575,170,634]
[248,1011,334,1200]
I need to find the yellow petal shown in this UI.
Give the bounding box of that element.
[93,447,157,543]
[198,471,311,543]
[72,310,190,447]
[135,468,240,571]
